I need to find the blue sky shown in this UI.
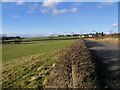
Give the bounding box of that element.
[2,1,119,36]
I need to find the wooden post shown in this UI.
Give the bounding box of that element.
[72,60,78,88]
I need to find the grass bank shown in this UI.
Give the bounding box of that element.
[47,39,99,88]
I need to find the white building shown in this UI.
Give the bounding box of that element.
[88,35,92,37]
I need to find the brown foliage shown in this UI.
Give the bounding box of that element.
[47,39,98,88]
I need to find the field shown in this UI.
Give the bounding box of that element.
[2,40,75,61]
[2,39,75,88]
[2,39,99,89]
[2,35,119,89]
[23,36,79,41]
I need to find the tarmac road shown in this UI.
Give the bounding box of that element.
[86,40,120,89]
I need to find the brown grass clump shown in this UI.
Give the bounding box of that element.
[87,37,119,45]
[96,38,119,44]
[46,39,98,88]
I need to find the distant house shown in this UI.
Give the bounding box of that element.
[81,34,94,38]
[81,35,86,38]
[88,35,93,38]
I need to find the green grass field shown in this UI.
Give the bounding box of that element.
[2,39,75,88]
[23,36,79,41]
[2,40,75,61]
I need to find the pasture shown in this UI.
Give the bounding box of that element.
[2,39,76,88]
[2,40,75,61]
[23,36,79,41]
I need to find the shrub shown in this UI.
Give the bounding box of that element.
[47,39,98,88]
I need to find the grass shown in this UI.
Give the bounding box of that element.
[2,40,75,61]
[2,40,75,89]
[23,36,79,41]
[2,53,58,88]
[23,37,49,41]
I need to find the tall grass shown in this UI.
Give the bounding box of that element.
[87,37,119,44]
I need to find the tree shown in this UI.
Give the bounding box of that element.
[48,34,55,42]
[15,36,21,39]
[66,34,71,37]
[101,32,104,36]
[2,34,7,44]
[95,32,99,37]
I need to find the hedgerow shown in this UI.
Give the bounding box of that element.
[47,39,98,88]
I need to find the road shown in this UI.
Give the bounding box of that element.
[86,40,120,89]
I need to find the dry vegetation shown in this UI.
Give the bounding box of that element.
[46,40,99,88]
[87,38,119,44]
[87,34,120,44]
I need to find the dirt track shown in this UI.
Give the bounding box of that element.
[86,40,120,89]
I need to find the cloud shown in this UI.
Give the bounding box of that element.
[42,0,61,9]
[104,0,115,5]
[112,23,119,27]
[106,0,114,2]
[41,0,78,15]
[52,9,67,14]
[8,15,19,18]
[97,0,115,9]
[51,8,78,15]
[41,8,78,15]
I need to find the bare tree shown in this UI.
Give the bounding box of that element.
[48,34,55,42]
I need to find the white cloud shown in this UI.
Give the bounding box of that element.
[97,0,115,9]
[8,15,19,18]
[42,0,61,9]
[102,0,115,5]
[112,23,119,27]
[52,8,77,15]
[106,0,114,2]
[43,2,58,8]
[52,9,67,14]
[41,0,78,15]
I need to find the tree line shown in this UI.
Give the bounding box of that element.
[58,32,105,37]
[1,35,23,44]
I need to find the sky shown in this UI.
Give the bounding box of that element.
[1,0,119,37]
